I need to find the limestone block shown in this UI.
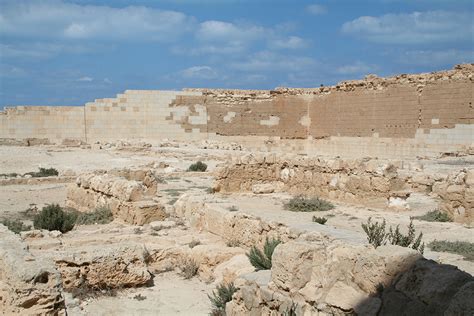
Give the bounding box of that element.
[252,183,276,194]
[55,244,152,290]
[272,241,324,292]
[0,225,65,314]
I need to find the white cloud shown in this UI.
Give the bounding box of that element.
[270,36,308,50]
[0,1,195,42]
[342,11,474,44]
[336,61,378,75]
[230,51,316,72]
[307,4,327,15]
[180,66,218,79]
[196,20,265,43]
[77,76,93,82]
[398,49,474,66]
[0,43,101,59]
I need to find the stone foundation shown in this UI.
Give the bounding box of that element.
[66,168,167,225]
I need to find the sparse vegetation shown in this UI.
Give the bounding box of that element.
[226,239,241,247]
[0,172,19,178]
[25,167,59,178]
[247,237,281,271]
[283,303,298,316]
[428,240,474,261]
[180,257,199,279]
[188,161,207,172]
[33,204,77,233]
[412,210,452,222]
[228,205,239,212]
[206,187,216,194]
[361,218,424,254]
[1,219,31,234]
[362,217,387,248]
[387,221,424,254]
[70,283,119,300]
[133,294,147,301]
[284,196,334,212]
[1,168,59,178]
[208,282,237,316]
[188,240,201,248]
[75,206,113,225]
[312,216,327,225]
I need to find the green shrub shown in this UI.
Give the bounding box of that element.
[188,161,207,172]
[25,167,59,178]
[75,206,113,225]
[387,220,424,254]
[247,237,281,271]
[361,218,424,253]
[284,196,334,212]
[412,210,452,222]
[1,219,31,234]
[33,204,77,233]
[428,240,474,261]
[208,282,237,316]
[361,217,387,248]
[312,216,327,225]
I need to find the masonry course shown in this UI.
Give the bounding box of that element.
[1,64,472,158]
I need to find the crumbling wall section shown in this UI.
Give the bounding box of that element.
[66,169,166,225]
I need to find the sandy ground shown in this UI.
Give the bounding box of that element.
[1,144,473,314]
[71,272,212,316]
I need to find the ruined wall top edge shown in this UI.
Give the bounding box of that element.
[184,63,474,96]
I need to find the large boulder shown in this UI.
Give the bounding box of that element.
[0,225,65,315]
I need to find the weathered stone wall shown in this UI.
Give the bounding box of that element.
[1,65,472,157]
[215,153,474,224]
[66,169,167,225]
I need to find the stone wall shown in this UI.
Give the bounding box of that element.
[1,64,472,158]
[214,153,474,224]
[66,168,167,225]
[0,106,85,143]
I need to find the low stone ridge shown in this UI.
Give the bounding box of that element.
[216,153,406,204]
[215,153,473,224]
[66,168,166,225]
[55,244,152,291]
[0,224,65,315]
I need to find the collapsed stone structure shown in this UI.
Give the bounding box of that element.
[1,64,473,158]
[66,168,167,225]
[216,153,474,224]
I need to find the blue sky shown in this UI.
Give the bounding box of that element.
[0,0,473,108]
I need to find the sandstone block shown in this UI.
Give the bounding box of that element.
[252,183,275,194]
